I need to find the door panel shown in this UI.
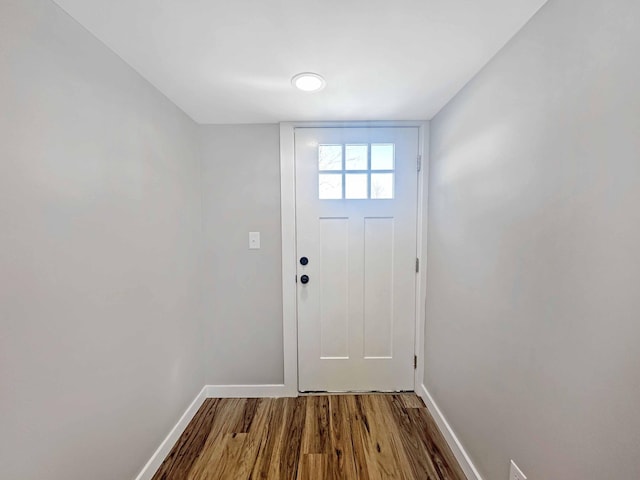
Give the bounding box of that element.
[363,217,394,358]
[296,127,419,392]
[318,217,349,359]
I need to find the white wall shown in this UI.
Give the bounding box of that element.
[425,0,640,479]
[0,1,204,479]
[199,124,284,385]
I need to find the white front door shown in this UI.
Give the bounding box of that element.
[295,127,419,392]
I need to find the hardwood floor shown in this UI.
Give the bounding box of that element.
[151,394,466,480]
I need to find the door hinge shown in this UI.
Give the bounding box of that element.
[295,275,297,283]
[415,258,420,273]
[414,355,418,369]
[417,155,422,172]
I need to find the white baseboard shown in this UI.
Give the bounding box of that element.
[134,385,208,480]
[205,384,295,398]
[418,384,484,480]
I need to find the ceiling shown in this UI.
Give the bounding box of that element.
[53,0,547,124]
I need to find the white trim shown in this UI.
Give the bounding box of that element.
[414,122,429,390]
[281,120,427,129]
[280,124,299,397]
[134,386,208,480]
[205,384,294,398]
[418,384,484,480]
[280,121,430,394]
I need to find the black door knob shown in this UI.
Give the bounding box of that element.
[300,274,309,284]
[300,256,309,266]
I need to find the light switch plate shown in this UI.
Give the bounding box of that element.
[509,460,527,480]
[249,231,260,249]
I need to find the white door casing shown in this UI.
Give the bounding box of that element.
[295,127,420,392]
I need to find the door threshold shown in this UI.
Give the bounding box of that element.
[299,390,415,396]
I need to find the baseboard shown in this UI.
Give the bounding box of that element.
[205,384,295,398]
[418,384,484,480]
[134,385,208,480]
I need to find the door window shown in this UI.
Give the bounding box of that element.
[318,143,395,200]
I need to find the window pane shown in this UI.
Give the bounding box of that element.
[345,173,368,199]
[319,145,342,171]
[345,144,368,170]
[319,174,343,199]
[371,173,394,199]
[371,144,394,170]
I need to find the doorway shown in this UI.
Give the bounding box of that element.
[293,127,421,392]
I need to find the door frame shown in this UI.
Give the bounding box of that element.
[279,121,430,395]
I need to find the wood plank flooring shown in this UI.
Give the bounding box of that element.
[151,394,466,480]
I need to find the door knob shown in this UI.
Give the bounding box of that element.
[300,256,309,265]
[300,274,309,284]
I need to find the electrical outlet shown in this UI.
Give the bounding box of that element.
[509,460,527,480]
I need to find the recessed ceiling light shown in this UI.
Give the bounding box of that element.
[291,72,326,92]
